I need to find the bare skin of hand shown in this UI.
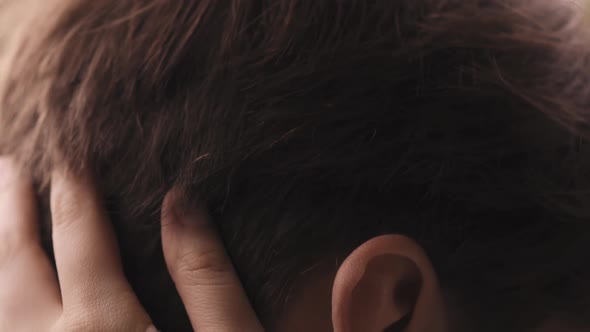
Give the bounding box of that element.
[0,157,264,332]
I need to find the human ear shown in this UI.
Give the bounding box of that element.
[331,235,447,332]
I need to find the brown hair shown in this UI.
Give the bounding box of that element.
[3,0,590,330]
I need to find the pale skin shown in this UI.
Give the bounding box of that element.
[0,156,264,332]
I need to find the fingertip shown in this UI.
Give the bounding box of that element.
[161,189,209,228]
[160,190,219,274]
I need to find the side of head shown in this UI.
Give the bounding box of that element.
[3,1,590,331]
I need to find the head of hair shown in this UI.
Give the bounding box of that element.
[2,0,590,331]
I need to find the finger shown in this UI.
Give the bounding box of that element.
[49,169,144,314]
[0,157,61,327]
[161,192,263,332]
[0,157,39,241]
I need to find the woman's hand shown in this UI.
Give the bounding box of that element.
[0,156,263,332]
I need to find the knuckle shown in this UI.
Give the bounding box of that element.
[69,284,133,311]
[69,287,104,311]
[60,313,106,332]
[173,248,234,286]
[62,295,144,332]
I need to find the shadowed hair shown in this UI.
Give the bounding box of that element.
[2,0,590,331]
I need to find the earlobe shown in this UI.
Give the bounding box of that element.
[331,235,448,332]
